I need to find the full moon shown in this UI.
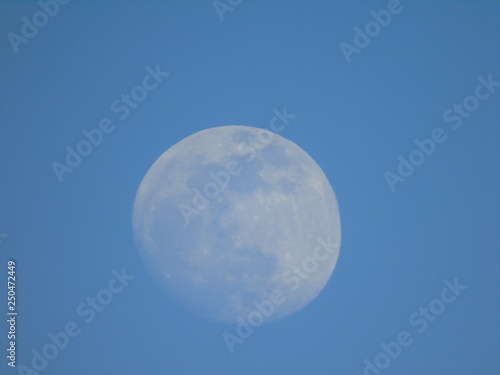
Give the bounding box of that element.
[132,126,341,324]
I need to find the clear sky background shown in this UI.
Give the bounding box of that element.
[0,1,499,374]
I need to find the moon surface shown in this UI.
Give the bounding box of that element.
[132,126,341,324]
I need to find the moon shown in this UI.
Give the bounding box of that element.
[132,126,341,324]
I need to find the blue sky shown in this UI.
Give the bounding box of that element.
[0,1,498,374]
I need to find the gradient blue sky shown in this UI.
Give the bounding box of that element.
[0,1,499,374]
